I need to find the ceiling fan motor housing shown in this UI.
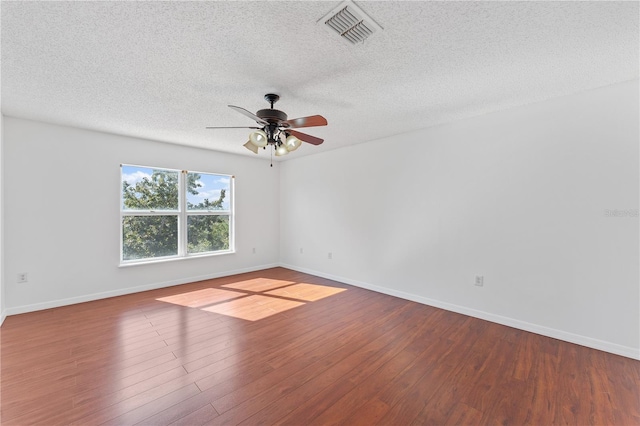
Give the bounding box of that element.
[256,109,288,123]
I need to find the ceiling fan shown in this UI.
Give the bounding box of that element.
[206,94,327,157]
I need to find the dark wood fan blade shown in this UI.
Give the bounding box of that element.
[228,105,268,125]
[206,126,261,129]
[284,115,327,129]
[289,129,324,145]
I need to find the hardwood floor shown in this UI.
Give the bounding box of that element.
[1,267,638,425]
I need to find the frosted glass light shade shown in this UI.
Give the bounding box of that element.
[249,130,268,147]
[243,140,259,154]
[275,144,288,156]
[285,135,302,151]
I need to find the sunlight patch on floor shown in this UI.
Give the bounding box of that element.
[156,278,347,321]
[266,283,347,301]
[221,278,295,292]
[156,288,246,308]
[201,295,305,321]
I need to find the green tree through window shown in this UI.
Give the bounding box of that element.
[121,166,232,262]
[186,171,229,254]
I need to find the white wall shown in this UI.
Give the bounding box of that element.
[280,80,640,359]
[0,114,5,325]
[3,117,280,313]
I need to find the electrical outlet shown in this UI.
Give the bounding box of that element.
[328,252,332,260]
[474,276,484,287]
[300,248,303,254]
[17,273,28,283]
[252,247,256,254]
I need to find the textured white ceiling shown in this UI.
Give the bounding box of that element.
[2,1,638,160]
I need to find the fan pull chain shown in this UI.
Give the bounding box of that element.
[270,145,273,167]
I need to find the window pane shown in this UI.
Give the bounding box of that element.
[122,166,179,210]
[123,216,178,260]
[187,215,230,253]
[187,172,230,211]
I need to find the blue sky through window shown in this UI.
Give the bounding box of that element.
[188,172,230,210]
[121,165,230,210]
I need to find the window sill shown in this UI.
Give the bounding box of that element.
[119,250,235,268]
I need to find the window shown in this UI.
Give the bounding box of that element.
[121,165,233,263]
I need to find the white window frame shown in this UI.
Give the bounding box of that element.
[120,164,234,265]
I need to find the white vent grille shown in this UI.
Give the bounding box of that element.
[318,1,382,45]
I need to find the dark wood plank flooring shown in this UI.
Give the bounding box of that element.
[1,267,638,425]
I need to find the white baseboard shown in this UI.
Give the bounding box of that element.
[5,263,279,317]
[0,310,5,326]
[280,263,640,361]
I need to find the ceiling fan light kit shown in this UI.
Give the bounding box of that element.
[285,134,302,151]
[243,140,259,154]
[207,93,327,160]
[249,129,268,148]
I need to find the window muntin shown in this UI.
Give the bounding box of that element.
[121,165,233,264]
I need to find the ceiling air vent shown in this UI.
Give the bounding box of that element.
[318,1,382,45]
